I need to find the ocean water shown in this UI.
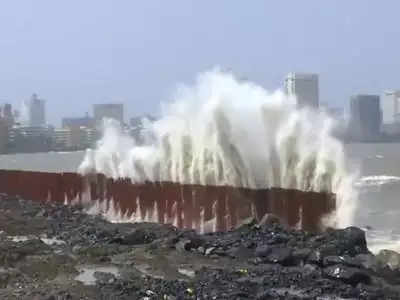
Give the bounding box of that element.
[0,143,398,253]
[348,143,400,253]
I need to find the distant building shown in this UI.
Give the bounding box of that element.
[381,90,400,124]
[1,103,15,127]
[284,73,319,108]
[25,94,46,126]
[62,113,94,129]
[0,119,9,154]
[93,104,124,125]
[52,127,96,151]
[349,95,381,141]
[8,125,52,153]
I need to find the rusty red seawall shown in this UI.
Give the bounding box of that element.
[0,170,336,232]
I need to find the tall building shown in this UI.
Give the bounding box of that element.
[0,118,9,154]
[349,94,381,141]
[2,103,14,127]
[93,104,124,125]
[284,73,319,108]
[381,90,400,124]
[26,94,46,126]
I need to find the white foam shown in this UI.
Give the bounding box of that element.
[355,175,400,187]
[366,230,400,254]
[79,68,358,228]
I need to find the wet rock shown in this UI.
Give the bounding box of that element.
[376,249,400,270]
[324,264,371,285]
[226,245,254,259]
[115,228,156,245]
[268,232,290,244]
[175,239,192,252]
[266,247,293,266]
[0,269,9,288]
[308,250,323,265]
[355,253,382,273]
[205,247,215,256]
[323,255,359,267]
[255,245,270,257]
[292,248,311,264]
[319,226,368,257]
[94,271,117,284]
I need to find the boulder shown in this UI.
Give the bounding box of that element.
[117,229,156,245]
[355,253,382,273]
[266,247,293,266]
[255,245,270,257]
[292,248,311,264]
[376,249,400,270]
[308,250,323,265]
[175,239,192,252]
[324,264,371,285]
[323,255,359,268]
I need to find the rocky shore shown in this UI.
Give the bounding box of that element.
[0,194,399,299]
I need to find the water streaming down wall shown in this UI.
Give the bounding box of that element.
[0,169,335,232]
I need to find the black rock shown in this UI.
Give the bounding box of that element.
[323,255,359,268]
[255,245,270,257]
[355,253,382,273]
[94,271,117,284]
[269,233,290,244]
[226,246,254,259]
[329,227,368,256]
[117,229,155,245]
[324,264,371,285]
[266,247,293,266]
[292,248,311,263]
[175,239,192,252]
[376,249,400,270]
[308,250,323,265]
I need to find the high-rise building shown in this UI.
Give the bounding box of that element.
[93,104,124,125]
[381,90,400,124]
[349,94,381,141]
[284,73,319,108]
[2,103,14,127]
[26,94,46,126]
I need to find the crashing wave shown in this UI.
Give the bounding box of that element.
[79,68,358,228]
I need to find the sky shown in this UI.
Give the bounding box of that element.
[1,1,400,125]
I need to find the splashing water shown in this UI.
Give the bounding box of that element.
[79,69,358,228]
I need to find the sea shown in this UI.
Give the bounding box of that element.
[0,144,399,254]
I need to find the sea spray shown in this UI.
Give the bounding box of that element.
[79,68,358,228]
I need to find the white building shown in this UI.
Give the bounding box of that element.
[381,90,400,124]
[284,73,319,108]
[23,94,46,126]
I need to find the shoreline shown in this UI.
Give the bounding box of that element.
[0,195,399,299]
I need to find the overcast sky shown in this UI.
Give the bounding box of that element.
[1,1,400,125]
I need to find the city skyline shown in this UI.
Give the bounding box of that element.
[1,1,400,125]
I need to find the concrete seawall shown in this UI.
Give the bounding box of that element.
[0,170,335,232]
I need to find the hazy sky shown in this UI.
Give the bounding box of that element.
[1,1,400,125]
